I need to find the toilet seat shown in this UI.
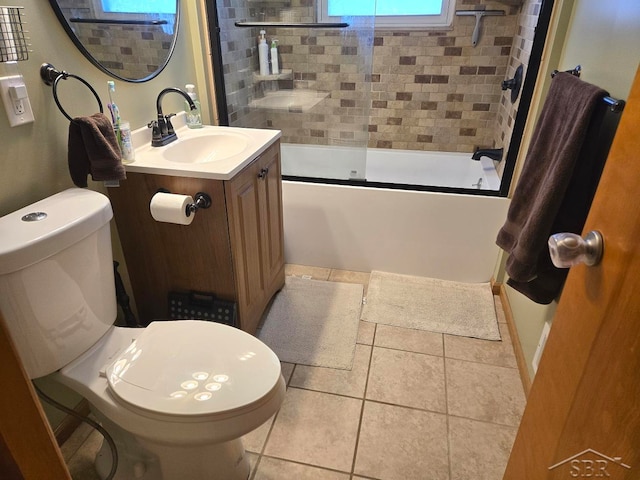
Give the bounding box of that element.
[105,320,282,417]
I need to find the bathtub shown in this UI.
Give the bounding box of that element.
[280,144,510,282]
[281,143,501,190]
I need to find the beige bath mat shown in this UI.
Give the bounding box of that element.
[258,276,364,369]
[361,271,500,340]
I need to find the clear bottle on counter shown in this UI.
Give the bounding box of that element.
[184,84,203,128]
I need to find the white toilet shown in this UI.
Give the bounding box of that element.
[0,188,286,480]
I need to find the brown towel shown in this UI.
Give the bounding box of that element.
[68,113,126,188]
[496,72,608,303]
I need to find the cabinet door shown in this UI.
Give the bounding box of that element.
[225,159,267,332]
[257,143,285,290]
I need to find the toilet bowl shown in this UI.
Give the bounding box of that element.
[0,188,285,479]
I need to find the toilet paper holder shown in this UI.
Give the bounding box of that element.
[156,189,212,217]
[186,192,212,217]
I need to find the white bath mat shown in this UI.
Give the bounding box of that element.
[361,271,500,340]
[258,276,364,369]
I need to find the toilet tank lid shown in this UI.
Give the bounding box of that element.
[0,188,113,275]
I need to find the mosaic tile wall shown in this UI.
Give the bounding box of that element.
[57,0,174,80]
[218,0,541,156]
[494,0,543,171]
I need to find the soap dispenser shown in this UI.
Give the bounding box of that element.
[184,84,203,129]
[258,30,269,76]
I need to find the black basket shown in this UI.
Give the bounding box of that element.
[168,291,237,327]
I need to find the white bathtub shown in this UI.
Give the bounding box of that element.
[281,143,501,190]
[280,144,510,282]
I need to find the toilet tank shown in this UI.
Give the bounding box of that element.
[0,188,117,379]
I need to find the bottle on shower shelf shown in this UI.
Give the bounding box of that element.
[258,30,269,76]
[270,39,279,75]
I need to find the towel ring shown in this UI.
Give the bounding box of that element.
[40,63,103,122]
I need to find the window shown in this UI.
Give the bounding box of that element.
[319,0,454,29]
[101,0,176,15]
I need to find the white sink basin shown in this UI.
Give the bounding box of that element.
[160,131,250,164]
[126,115,281,180]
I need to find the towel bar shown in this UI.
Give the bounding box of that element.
[40,63,103,122]
[551,65,625,113]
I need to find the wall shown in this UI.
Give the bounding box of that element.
[0,0,201,427]
[505,0,640,381]
[493,0,542,176]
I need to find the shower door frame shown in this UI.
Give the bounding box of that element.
[203,0,557,198]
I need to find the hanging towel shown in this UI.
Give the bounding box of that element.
[68,113,125,188]
[496,72,608,304]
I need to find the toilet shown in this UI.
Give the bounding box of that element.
[0,188,286,480]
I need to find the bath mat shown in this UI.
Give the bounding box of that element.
[258,276,364,369]
[361,271,500,340]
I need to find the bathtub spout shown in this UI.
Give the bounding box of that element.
[472,148,503,161]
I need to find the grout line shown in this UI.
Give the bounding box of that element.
[259,453,353,476]
[350,323,376,477]
[443,332,453,480]
[250,363,298,479]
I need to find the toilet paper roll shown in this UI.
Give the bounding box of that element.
[149,192,194,225]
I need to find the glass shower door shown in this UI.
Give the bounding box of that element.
[212,0,374,181]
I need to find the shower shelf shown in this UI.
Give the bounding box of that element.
[253,69,293,82]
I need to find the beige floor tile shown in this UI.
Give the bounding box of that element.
[374,324,444,356]
[446,358,526,427]
[290,344,371,398]
[448,416,518,480]
[328,269,370,294]
[367,347,446,412]
[247,452,259,475]
[357,321,376,345]
[243,414,275,453]
[281,362,295,384]
[444,323,517,368]
[61,421,95,461]
[66,429,102,480]
[285,264,331,280]
[355,401,449,480]
[264,388,361,472]
[254,456,350,479]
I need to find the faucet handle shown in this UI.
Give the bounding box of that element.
[147,120,162,142]
[165,113,176,135]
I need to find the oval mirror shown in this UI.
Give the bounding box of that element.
[48,0,179,83]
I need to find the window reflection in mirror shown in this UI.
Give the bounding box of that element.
[50,0,179,82]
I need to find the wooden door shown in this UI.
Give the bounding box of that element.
[503,68,640,479]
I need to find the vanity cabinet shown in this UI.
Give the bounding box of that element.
[107,140,284,334]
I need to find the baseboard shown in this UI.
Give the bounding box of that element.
[54,399,90,447]
[490,277,501,295]
[498,284,532,396]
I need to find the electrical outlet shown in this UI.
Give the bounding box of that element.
[0,74,35,127]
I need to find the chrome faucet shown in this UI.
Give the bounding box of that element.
[471,147,503,161]
[149,87,197,147]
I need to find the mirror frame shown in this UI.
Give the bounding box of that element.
[48,0,180,83]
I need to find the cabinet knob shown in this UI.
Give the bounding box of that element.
[257,167,269,179]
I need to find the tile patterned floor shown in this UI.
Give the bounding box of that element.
[62,265,525,480]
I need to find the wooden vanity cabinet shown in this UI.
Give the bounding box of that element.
[107,140,285,334]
